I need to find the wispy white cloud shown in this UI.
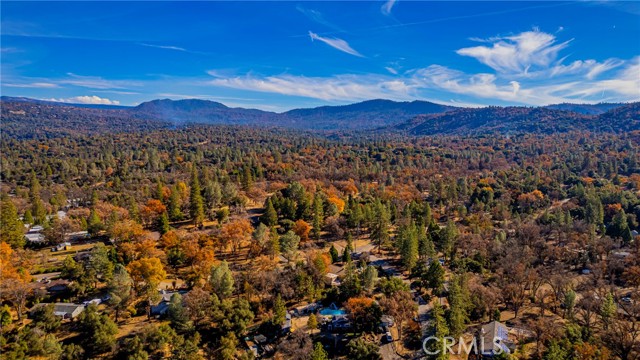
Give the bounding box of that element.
[308,31,364,57]
[457,31,571,74]
[296,5,343,32]
[139,43,187,52]
[209,73,415,102]
[4,82,59,88]
[585,58,624,80]
[1,47,21,53]
[45,95,120,105]
[385,67,399,75]
[91,90,141,95]
[2,74,141,92]
[381,0,397,15]
[61,73,141,89]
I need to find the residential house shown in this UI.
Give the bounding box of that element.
[25,225,46,244]
[324,264,346,287]
[327,315,352,332]
[29,225,44,233]
[292,302,321,317]
[30,303,85,320]
[46,279,72,294]
[25,232,46,244]
[470,321,514,359]
[324,273,341,287]
[150,290,187,316]
[65,231,90,242]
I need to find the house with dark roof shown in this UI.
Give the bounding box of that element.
[46,279,72,294]
[326,315,352,332]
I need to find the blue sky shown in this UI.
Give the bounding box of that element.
[2,1,639,111]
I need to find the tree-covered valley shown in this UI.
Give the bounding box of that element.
[1,117,639,359]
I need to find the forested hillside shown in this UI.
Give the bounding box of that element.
[394,104,640,135]
[1,123,639,359]
[2,97,636,139]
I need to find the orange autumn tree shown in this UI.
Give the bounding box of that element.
[293,219,311,242]
[517,189,545,212]
[218,218,252,254]
[179,233,218,286]
[141,199,167,226]
[109,220,160,263]
[127,257,167,317]
[0,242,32,320]
[159,230,180,249]
[345,297,382,333]
[327,196,345,213]
[188,246,217,287]
[127,257,167,292]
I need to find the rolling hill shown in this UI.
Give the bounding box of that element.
[1,96,636,139]
[393,103,640,135]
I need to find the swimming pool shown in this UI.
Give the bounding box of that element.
[319,308,347,316]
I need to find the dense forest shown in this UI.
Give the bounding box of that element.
[1,115,639,359]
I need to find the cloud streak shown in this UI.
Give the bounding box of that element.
[139,43,187,52]
[381,0,397,15]
[309,31,364,57]
[61,73,141,90]
[296,6,343,32]
[4,82,59,88]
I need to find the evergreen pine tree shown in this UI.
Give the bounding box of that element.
[329,244,340,263]
[158,211,170,235]
[0,194,25,248]
[312,194,324,240]
[310,342,328,360]
[261,198,278,227]
[189,166,205,227]
[430,302,450,360]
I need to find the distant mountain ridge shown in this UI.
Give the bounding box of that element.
[0,96,637,139]
[132,98,276,126]
[545,102,626,115]
[394,103,640,135]
[280,99,455,130]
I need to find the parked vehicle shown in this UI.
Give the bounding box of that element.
[384,331,393,343]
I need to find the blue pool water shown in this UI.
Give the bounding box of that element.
[319,308,347,316]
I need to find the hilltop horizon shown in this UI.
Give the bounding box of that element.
[2,2,638,111]
[1,95,634,113]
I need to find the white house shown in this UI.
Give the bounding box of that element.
[25,233,46,243]
[31,303,85,320]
